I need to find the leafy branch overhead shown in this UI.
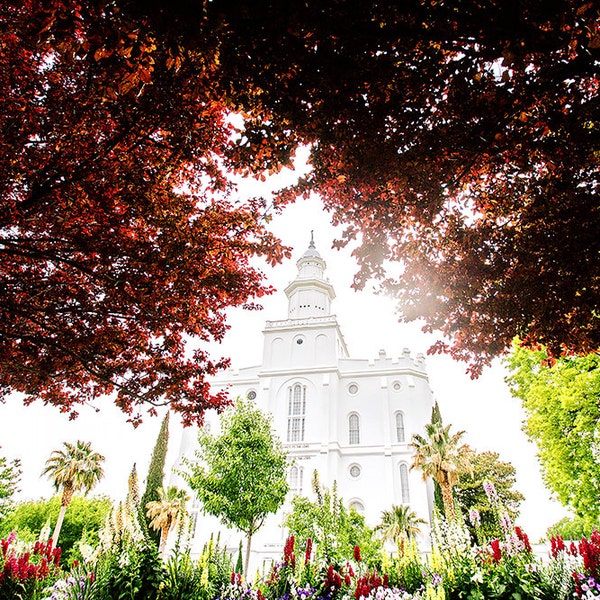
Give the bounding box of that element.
[1,0,598,424]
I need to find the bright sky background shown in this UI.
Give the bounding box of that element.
[0,174,568,542]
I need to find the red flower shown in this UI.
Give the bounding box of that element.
[515,526,532,553]
[304,538,313,565]
[353,545,362,562]
[283,536,296,569]
[550,535,566,558]
[490,539,502,563]
[325,565,343,589]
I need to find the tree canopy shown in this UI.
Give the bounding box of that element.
[0,0,288,425]
[184,398,288,576]
[175,0,600,375]
[506,345,600,522]
[1,0,598,424]
[410,402,473,521]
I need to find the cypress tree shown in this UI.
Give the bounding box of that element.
[140,411,170,543]
[235,539,243,574]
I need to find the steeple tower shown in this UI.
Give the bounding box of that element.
[284,232,336,319]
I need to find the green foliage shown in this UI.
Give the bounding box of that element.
[159,535,233,600]
[506,345,600,521]
[453,450,524,543]
[547,515,597,541]
[0,447,21,519]
[141,412,170,543]
[184,398,288,574]
[0,496,111,564]
[93,539,164,600]
[284,472,382,567]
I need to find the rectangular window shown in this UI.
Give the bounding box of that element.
[349,413,360,445]
[287,385,306,442]
[396,413,406,443]
[400,464,410,503]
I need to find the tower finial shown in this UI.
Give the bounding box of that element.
[309,230,315,248]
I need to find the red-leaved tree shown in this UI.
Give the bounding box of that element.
[2,0,599,425]
[0,0,290,424]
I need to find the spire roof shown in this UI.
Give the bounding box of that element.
[301,230,322,259]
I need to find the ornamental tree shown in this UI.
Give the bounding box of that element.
[506,345,600,522]
[140,412,169,542]
[410,403,473,521]
[145,485,189,558]
[184,399,288,576]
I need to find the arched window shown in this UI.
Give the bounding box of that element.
[287,384,306,442]
[348,413,360,445]
[289,465,304,496]
[349,500,365,515]
[396,412,406,443]
[399,463,410,503]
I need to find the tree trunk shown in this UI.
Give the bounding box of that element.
[51,504,68,549]
[440,482,456,521]
[159,526,169,558]
[244,529,253,578]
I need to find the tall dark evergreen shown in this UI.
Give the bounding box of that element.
[141,412,170,543]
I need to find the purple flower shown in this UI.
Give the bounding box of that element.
[483,481,499,504]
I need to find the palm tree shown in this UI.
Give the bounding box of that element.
[146,485,189,557]
[43,440,105,547]
[410,403,473,521]
[375,504,426,544]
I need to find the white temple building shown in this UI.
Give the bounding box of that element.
[174,235,435,570]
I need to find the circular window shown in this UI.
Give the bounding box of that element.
[392,381,402,391]
[349,500,365,514]
[349,464,361,478]
[348,383,359,395]
[247,390,257,400]
[296,338,304,345]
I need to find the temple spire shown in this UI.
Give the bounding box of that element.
[284,233,335,319]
